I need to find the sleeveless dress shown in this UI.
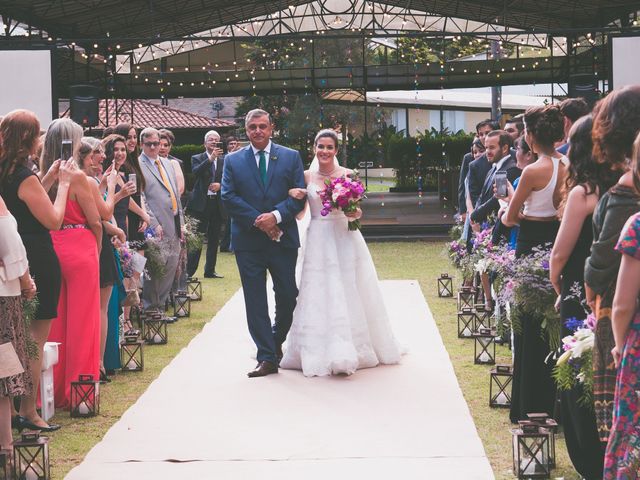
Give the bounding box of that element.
[49,199,101,408]
[510,156,563,423]
[2,164,62,320]
[560,214,605,478]
[604,213,640,478]
[280,172,403,377]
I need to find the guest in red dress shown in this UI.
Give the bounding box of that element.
[42,119,103,409]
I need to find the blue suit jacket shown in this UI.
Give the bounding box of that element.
[221,143,305,251]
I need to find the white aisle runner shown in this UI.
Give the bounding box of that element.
[67,280,494,479]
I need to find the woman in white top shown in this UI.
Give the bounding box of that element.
[0,194,36,449]
[500,104,568,423]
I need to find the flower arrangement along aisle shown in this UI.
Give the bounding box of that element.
[183,215,205,253]
[553,314,596,406]
[134,228,171,279]
[495,244,562,350]
[318,170,366,231]
[445,216,473,278]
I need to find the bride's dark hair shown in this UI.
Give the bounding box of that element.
[314,129,339,148]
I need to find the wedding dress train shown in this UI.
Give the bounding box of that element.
[281,173,402,377]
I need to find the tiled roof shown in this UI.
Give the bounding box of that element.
[63,99,236,129]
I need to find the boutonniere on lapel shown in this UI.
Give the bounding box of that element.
[270,155,278,161]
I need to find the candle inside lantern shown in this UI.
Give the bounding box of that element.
[479,351,490,362]
[78,401,90,415]
[462,327,471,337]
[126,359,137,370]
[152,333,163,344]
[495,392,508,405]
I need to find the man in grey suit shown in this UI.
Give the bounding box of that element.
[138,127,184,312]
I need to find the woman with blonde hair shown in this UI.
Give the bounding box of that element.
[42,118,103,408]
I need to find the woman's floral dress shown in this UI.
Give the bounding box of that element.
[604,212,640,479]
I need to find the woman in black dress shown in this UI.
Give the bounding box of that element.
[0,109,75,431]
[549,115,620,478]
[502,105,568,422]
[114,123,148,240]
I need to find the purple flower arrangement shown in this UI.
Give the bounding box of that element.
[318,171,366,231]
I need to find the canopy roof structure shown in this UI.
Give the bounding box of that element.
[0,0,638,99]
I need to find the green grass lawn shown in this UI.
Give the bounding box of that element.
[45,242,580,479]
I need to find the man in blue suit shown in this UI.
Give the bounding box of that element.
[221,109,306,378]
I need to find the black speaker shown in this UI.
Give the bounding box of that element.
[69,85,100,127]
[568,74,600,106]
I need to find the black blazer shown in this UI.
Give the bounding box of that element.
[470,153,520,224]
[467,154,491,208]
[458,152,474,214]
[188,151,224,217]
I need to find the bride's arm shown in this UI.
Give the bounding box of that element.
[294,171,310,220]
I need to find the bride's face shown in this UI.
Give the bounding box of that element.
[315,137,337,164]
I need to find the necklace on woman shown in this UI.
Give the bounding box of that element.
[317,167,340,177]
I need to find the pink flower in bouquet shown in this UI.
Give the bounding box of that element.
[318,172,366,231]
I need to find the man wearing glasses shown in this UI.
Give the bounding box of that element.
[138,127,184,314]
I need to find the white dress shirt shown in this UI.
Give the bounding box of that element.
[250,141,282,224]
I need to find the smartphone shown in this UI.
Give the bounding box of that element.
[128,173,137,193]
[61,140,73,161]
[494,171,508,198]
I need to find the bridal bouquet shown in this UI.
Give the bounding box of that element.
[118,241,135,278]
[318,171,366,231]
[553,314,596,407]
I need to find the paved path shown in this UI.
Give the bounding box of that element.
[67,280,493,480]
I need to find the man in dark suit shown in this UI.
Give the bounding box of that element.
[222,109,305,378]
[470,130,521,226]
[457,119,495,220]
[186,130,225,279]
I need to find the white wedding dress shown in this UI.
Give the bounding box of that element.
[280,170,403,377]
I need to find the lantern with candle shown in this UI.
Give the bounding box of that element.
[457,307,475,339]
[511,421,551,479]
[70,374,100,418]
[527,413,558,468]
[13,432,50,480]
[437,273,453,297]
[473,327,496,365]
[457,286,476,311]
[120,335,144,372]
[187,277,202,301]
[173,291,191,318]
[489,364,513,408]
[473,303,492,332]
[144,312,168,345]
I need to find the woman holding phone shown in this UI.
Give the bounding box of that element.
[0,110,74,430]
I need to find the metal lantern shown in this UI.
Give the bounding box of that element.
[144,313,168,345]
[457,286,476,311]
[527,413,558,468]
[13,432,50,480]
[437,273,453,297]
[120,335,144,372]
[473,303,492,332]
[0,448,9,480]
[511,421,551,479]
[173,291,191,318]
[187,277,202,301]
[457,307,476,339]
[473,327,496,365]
[70,374,100,418]
[489,365,513,408]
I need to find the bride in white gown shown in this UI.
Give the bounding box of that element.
[280,129,402,377]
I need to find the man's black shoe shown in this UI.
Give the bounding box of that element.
[204,272,224,279]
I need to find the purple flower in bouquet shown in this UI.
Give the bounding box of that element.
[318,172,366,231]
[583,313,596,331]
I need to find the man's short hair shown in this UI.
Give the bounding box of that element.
[504,117,524,134]
[159,128,175,145]
[486,130,513,150]
[245,108,271,126]
[476,119,500,132]
[204,130,220,142]
[140,127,160,143]
[559,98,590,123]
